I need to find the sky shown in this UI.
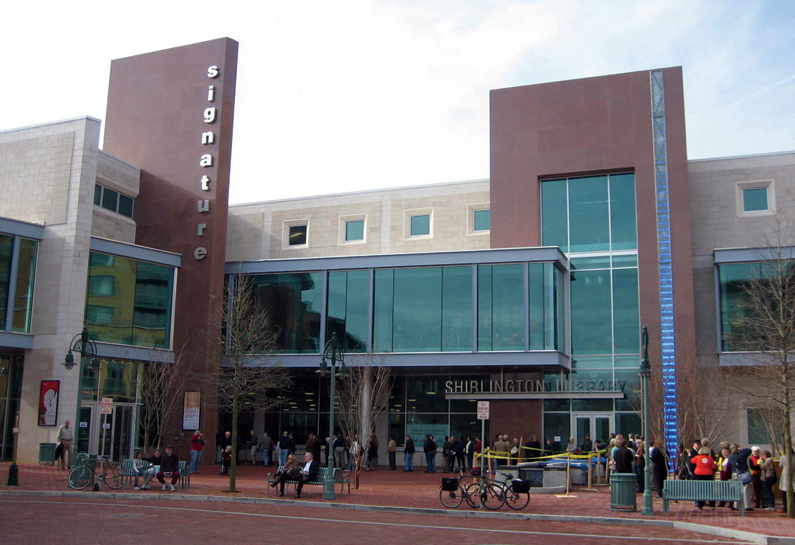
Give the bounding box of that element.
[2,1,794,204]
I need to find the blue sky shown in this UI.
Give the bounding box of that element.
[2,0,793,203]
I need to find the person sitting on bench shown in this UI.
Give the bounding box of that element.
[270,452,319,498]
[156,445,180,491]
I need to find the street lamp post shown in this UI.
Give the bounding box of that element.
[318,332,347,501]
[63,328,101,468]
[640,326,654,516]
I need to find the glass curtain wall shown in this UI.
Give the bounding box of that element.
[541,173,640,441]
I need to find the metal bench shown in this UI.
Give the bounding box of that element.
[662,479,744,516]
[120,459,189,489]
[266,466,350,496]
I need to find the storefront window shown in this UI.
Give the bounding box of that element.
[569,176,610,253]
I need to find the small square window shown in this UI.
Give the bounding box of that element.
[345,220,364,241]
[118,194,134,218]
[473,209,490,232]
[289,225,307,246]
[742,188,768,212]
[102,187,119,212]
[410,214,430,236]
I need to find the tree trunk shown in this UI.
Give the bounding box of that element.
[229,383,238,493]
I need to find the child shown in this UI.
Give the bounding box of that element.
[132,451,145,490]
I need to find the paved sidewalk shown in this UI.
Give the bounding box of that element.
[3,462,794,542]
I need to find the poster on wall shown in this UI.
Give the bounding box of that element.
[182,391,201,430]
[38,380,59,426]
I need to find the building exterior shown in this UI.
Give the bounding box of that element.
[0,39,792,464]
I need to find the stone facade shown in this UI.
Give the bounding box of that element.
[226,179,491,261]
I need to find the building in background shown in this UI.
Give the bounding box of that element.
[0,39,792,464]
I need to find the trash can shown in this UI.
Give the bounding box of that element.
[39,442,57,465]
[610,473,637,511]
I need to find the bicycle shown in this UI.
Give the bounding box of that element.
[465,470,507,510]
[439,468,477,508]
[68,455,127,490]
[495,471,531,510]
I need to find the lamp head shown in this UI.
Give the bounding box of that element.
[63,352,76,371]
[317,356,330,375]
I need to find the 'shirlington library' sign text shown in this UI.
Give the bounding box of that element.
[444,376,627,400]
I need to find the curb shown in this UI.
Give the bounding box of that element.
[1,489,792,545]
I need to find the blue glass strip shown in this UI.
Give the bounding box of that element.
[650,70,679,453]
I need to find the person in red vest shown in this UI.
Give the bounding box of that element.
[691,446,717,509]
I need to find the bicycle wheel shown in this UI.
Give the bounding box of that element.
[480,482,506,510]
[505,490,530,510]
[102,464,127,490]
[465,482,483,508]
[68,466,94,490]
[439,485,464,508]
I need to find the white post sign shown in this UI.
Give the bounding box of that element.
[477,401,490,420]
[101,397,113,415]
[477,401,489,477]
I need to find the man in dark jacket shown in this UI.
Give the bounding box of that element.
[649,440,668,497]
[424,435,437,473]
[294,452,320,499]
[404,435,415,471]
[614,440,635,474]
[156,445,180,491]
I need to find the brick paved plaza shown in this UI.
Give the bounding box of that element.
[1,462,793,544]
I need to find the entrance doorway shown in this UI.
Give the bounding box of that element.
[79,403,136,461]
[572,413,613,449]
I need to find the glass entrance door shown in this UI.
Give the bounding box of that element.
[111,405,134,461]
[572,413,613,450]
[77,406,93,454]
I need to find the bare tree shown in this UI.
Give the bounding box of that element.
[334,351,391,489]
[137,347,186,455]
[214,275,292,493]
[722,231,795,518]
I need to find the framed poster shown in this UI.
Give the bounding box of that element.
[38,380,59,426]
[182,391,201,430]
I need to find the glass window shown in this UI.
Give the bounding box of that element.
[742,188,768,212]
[616,413,641,437]
[86,252,175,349]
[571,269,612,354]
[529,263,558,350]
[118,194,134,218]
[718,262,758,351]
[543,413,569,448]
[442,267,473,351]
[392,268,442,351]
[251,272,322,353]
[612,268,640,353]
[473,209,490,232]
[289,225,307,246]
[374,266,473,353]
[89,275,115,296]
[94,184,102,205]
[101,187,119,212]
[610,173,637,250]
[326,270,369,352]
[568,175,609,253]
[747,408,775,445]
[541,179,568,251]
[410,215,430,237]
[477,264,524,351]
[406,377,447,412]
[572,356,613,369]
[0,235,13,330]
[12,238,37,333]
[345,220,364,242]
